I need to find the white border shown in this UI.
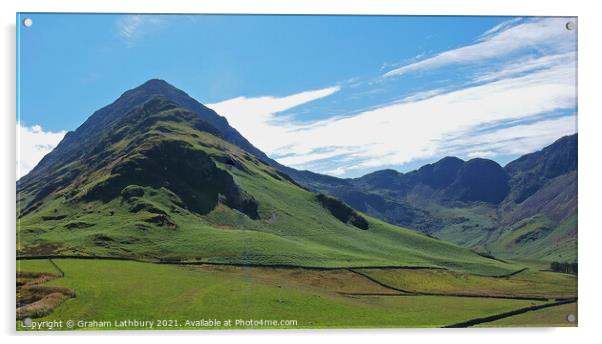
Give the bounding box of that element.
[2,1,601,343]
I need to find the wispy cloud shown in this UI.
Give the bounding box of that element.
[443,115,576,158]
[17,123,65,179]
[473,52,576,83]
[117,15,165,47]
[209,59,575,176]
[207,86,341,154]
[399,88,448,102]
[479,17,523,38]
[383,17,575,78]
[467,151,496,159]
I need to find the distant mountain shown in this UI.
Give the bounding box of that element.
[355,156,510,204]
[294,134,577,262]
[493,134,577,261]
[504,134,577,203]
[17,80,517,276]
[292,156,511,233]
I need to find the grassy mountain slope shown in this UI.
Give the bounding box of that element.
[489,135,577,261]
[17,89,519,276]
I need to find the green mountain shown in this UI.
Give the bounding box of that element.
[295,135,577,262]
[491,134,577,261]
[16,80,518,276]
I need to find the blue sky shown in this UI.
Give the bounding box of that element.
[17,14,577,178]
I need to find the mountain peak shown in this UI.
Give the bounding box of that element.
[19,79,272,204]
[362,169,400,178]
[437,156,464,164]
[142,78,170,85]
[136,79,176,92]
[415,156,464,189]
[122,79,187,102]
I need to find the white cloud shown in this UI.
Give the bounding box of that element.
[328,64,575,171]
[117,15,165,47]
[400,88,448,102]
[207,86,340,154]
[479,17,523,38]
[325,167,348,177]
[208,61,575,176]
[467,151,496,159]
[17,123,65,179]
[473,52,576,83]
[118,15,143,41]
[444,116,576,158]
[205,18,576,177]
[383,17,575,78]
[275,147,354,167]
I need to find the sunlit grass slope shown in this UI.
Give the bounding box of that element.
[356,268,577,299]
[475,302,577,327]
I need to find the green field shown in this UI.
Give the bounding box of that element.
[356,268,577,299]
[16,259,569,330]
[476,302,577,327]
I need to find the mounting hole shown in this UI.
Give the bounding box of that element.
[23,18,33,27]
[567,314,576,322]
[565,21,575,30]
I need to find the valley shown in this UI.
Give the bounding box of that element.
[16,258,576,329]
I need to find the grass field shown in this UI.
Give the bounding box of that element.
[476,302,577,327]
[16,259,562,330]
[17,259,59,274]
[356,268,577,299]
